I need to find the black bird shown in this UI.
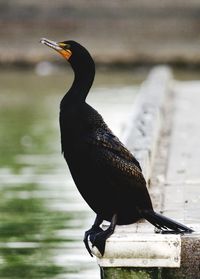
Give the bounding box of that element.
[40,38,193,257]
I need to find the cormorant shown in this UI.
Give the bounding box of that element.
[40,38,193,257]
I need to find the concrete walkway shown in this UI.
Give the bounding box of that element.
[154,80,200,279]
[163,81,200,226]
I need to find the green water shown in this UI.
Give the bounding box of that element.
[0,68,141,279]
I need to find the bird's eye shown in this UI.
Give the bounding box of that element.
[65,44,71,49]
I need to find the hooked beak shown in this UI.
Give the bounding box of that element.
[40,38,72,60]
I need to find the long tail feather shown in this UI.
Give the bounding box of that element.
[141,210,194,233]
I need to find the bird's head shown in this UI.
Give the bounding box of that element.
[40,38,94,70]
[40,38,95,103]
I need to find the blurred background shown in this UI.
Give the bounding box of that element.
[1,1,200,278]
[1,0,200,66]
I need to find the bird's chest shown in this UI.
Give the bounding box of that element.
[64,142,97,177]
[64,142,109,191]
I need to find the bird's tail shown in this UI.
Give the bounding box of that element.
[141,209,194,233]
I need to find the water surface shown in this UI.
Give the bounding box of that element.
[0,68,141,278]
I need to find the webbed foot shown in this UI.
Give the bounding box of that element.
[91,214,117,256]
[83,215,104,257]
[90,229,112,256]
[84,225,104,257]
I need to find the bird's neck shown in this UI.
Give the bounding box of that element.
[61,61,95,107]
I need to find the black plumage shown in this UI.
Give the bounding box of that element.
[41,38,193,256]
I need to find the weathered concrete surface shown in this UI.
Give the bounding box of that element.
[101,267,159,279]
[122,66,173,181]
[95,228,181,268]
[158,81,200,278]
[159,81,200,224]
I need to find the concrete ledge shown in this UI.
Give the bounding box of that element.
[122,66,173,181]
[162,233,200,279]
[95,226,181,268]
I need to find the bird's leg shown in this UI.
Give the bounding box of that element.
[83,215,103,257]
[91,214,117,257]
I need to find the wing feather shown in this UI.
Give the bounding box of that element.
[84,128,145,183]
